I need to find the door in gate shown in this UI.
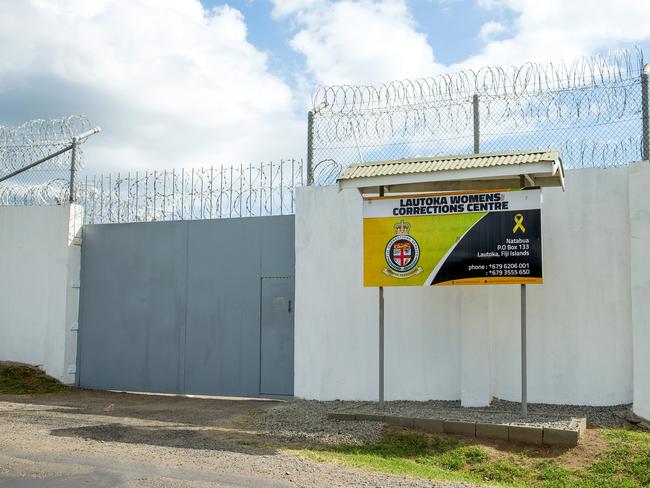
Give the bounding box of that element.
[260,277,294,396]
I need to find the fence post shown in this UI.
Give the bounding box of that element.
[642,64,650,161]
[473,94,480,153]
[69,137,78,203]
[307,110,314,185]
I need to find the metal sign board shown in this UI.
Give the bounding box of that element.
[363,189,542,287]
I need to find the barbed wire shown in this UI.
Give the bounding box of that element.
[74,160,304,224]
[0,159,315,221]
[0,115,91,175]
[0,115,91,147]
[0,179,71,206]
[312,80,641,143]
[2,50,647,217]
[310,48,646,174]
[312,48,643,113]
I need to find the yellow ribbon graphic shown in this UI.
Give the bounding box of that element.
[513,213,526,234]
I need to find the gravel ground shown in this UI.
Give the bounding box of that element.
[253,399,631,445]
[252,400,385,446]
[0,391,475,488]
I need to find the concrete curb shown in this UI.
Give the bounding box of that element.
[509,425,543,444]
[476,422,509,441]
[443,420,476,436]
[327,412,586,447]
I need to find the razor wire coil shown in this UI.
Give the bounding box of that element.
[1,49,648,218]
[310,48,646,181]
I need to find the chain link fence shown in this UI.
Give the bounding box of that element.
[2,49,648,223]
[0,116,98,204]
[307,48,649,184]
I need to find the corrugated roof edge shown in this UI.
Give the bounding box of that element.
[338,149,561,181]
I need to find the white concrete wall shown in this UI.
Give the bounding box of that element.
[295,164,650,406]
[491,167,633,405]
[630,162,650,420]
[0,204,82,384]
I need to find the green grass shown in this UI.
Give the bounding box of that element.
[0,363,65,394]
[582,429,650,488]
[295,427,650,487]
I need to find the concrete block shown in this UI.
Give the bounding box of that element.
[476,423,509,441]
[443,420,476,437]
[508,425,543,445]
[571,418,587,437]
[385,416,415,427]
[355,413,385,422]
[327,413,356,421]
[412,418,444,434]
[543,428,579,447]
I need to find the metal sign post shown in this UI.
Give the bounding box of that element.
[520,175,529,417]
[521,283,527,417]
[378,185,385,410]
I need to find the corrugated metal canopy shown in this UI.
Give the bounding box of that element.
[337,150,564,193]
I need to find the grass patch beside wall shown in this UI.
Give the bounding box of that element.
[0,362,65,394]
[295,427,650,487]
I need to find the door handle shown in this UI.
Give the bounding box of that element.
[288,299,292,314]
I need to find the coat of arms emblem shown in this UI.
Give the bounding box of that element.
[383,220,423,278]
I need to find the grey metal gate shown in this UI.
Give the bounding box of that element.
[77,216,295,397]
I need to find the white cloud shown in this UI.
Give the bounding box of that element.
[0,0,303,172]
[478,21,506,42]
[271,0,323,17]
[274,0,650,87]
[476,0,501,9]
[464,0,650,68]
[272,0,441,85]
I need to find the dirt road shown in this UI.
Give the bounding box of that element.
[0,390,474,487]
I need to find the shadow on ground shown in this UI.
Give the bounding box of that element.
[49,423,275,455]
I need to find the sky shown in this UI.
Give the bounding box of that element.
[1,0,650,173]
